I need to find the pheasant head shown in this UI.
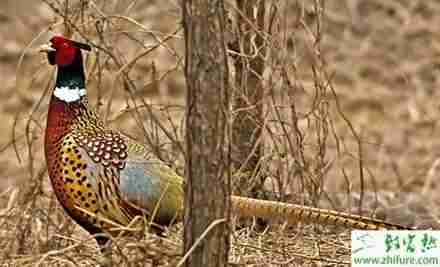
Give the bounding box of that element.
[39,36,91,102]
[41,35,91,64]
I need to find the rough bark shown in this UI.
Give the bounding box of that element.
[182,1,231,266]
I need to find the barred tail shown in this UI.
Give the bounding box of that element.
[231,196,411,230]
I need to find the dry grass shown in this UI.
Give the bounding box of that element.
[0,0,439,266]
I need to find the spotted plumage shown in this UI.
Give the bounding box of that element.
[42,36,182,243]
[40,35,411,263]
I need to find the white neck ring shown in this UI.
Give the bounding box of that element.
[53,86,86,103]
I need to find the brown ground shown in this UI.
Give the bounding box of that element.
[0,0,440,266]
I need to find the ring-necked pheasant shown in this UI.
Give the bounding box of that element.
[40,35,410,257]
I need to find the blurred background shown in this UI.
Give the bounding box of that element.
[1,0,440,265]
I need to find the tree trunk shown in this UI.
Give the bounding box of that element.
[182,1,231,267]
[231,0,266,197]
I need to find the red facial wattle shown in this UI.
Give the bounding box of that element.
[50,36,77,66]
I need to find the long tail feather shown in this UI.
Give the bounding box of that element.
[231,196,411,230]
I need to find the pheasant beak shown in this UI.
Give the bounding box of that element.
[38,43,56,53]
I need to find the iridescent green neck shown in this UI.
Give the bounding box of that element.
[52,48,87,103]
[55,49,86,89]
[55,67,86,89]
